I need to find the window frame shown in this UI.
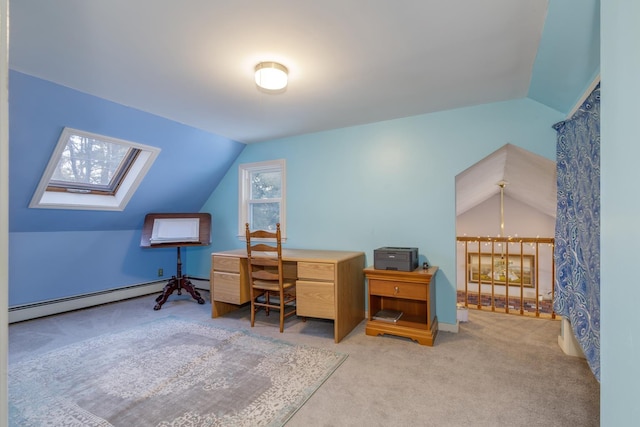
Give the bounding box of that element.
[46,145,140,196]
[238,159,286,240]
[29,127,161,211]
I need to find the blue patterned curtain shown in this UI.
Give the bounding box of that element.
[553,83,600,381]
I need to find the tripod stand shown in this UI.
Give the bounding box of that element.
[140,212,211,311]
[154,246,205,310]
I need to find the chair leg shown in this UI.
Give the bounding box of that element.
[250,298,255,327]
[265,291,270,316]
[279,306,284,333]
[279,290,285,333]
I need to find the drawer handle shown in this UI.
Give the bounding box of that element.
[394,286,399,295]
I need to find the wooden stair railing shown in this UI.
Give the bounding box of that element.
[457,236,556,319]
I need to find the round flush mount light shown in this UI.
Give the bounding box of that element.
[255,62,288,91]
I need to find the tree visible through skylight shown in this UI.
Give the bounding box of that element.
[48,131,140,195]
[30,127,160,211]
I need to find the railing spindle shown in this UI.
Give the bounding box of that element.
[519,241,524,315]
[464,241,469,308]
[477,240,482,309]
[457,236,555,319]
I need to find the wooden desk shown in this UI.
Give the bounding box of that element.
[210,249,365,343]
[364,266,438,346]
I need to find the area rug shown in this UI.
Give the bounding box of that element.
[9,316,347,426]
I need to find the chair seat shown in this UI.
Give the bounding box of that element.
[252,279,295,292]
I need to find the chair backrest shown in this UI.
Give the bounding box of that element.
[245,223,283,284]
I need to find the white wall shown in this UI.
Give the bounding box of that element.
[456,194,555,298]
[457,194,555,238]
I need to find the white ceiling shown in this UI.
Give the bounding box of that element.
[9,0,550,144]
[9,1,599,220]
[456,144,557,218]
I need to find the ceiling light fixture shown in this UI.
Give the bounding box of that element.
[495,179,512,264]
[255,62,288,91]
[497,180,509,240]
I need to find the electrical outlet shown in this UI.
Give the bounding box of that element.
[158,268,163,277]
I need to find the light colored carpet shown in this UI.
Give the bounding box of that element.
[9,315,346,426]
[9,291,600,426]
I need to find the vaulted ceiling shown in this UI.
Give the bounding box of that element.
[456,144,557,218]
[9,1,599,144]
[8,1,599,222]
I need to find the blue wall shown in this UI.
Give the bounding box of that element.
[528,0,600,112]
[9,71,245,232]
[191,98,564,327]
[601,0,640,424]
[9,230,178,303]
[9,71,245,306]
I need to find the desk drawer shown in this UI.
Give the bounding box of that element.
[369,279,427,301]
[298,262,334,281]
[213,256,240,273]
[296,280,335,319]
[213,271,249,304]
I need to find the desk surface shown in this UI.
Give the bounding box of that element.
[212,248,365,263]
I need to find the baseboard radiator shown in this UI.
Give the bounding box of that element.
[9,278,210,324]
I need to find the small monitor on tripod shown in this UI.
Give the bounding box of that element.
[140,213,211,310]
[150,217,200,245]
[140,213,211,248]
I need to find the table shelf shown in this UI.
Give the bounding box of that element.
[364,266,438,346]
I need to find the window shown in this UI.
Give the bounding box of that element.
[239,159,286,238]
[30,127,160,210]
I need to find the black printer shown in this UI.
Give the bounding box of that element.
[374,247,419,271]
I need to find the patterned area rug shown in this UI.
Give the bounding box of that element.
[9,316,347,426]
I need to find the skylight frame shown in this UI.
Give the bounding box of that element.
[30,127,161,211]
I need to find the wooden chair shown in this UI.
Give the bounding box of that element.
[245,223,296,332]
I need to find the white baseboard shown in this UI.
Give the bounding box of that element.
[439,320,459,333]
[9,278,210,323]
[558,316,586,358]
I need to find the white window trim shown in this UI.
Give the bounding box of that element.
[238,159,286,240]
[29,127,161,211]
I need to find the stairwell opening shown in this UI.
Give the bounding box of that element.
[455,144,557,319]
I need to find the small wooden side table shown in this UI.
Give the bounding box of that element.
[364,266,438,346]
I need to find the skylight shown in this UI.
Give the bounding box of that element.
[30,127,160,211]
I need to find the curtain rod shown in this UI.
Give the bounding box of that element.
[566,74,601,119]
